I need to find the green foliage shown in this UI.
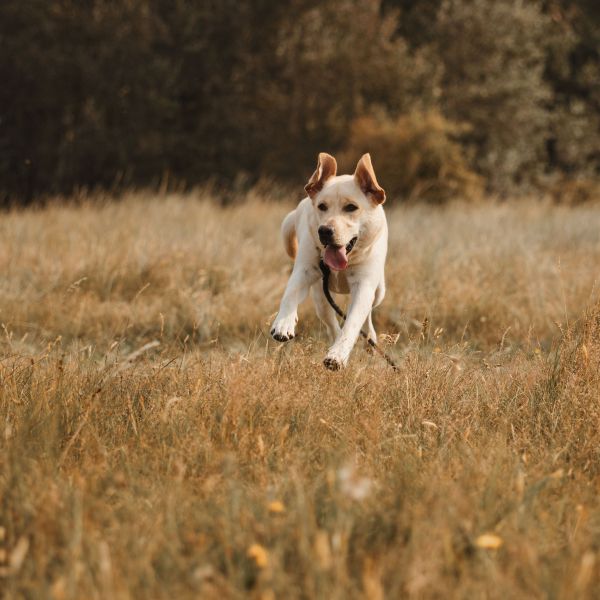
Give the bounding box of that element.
[256,0,441,180]
[0,0,598,204]
[544,1,600,176]
[340,112,483,203]
[433,0,553,191]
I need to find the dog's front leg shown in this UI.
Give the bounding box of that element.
[323,281,376,370]
[271,262,318,342]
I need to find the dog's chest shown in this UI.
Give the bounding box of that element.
[328,270,350,294]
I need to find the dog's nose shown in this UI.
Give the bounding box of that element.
[318,226,334,245]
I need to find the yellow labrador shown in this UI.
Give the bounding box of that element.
[271,152,387,370]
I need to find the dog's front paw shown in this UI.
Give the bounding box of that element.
[323,356,342,371]
[323,348,349,371]
[270,314,297,342]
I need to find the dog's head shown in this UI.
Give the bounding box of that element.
[305,152,385,271]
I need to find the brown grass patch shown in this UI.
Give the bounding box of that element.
[1,192,599,598]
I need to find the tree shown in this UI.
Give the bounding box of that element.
[434,0,552,190]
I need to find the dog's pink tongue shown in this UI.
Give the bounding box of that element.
[324,245,348,271]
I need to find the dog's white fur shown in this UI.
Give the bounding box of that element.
[271,152,388,370]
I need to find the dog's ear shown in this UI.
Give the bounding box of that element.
[305,153,337,198]
[354,153,385,204]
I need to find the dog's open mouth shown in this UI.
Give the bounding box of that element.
[323,236,358,271]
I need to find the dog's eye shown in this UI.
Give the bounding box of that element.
[317,203,328,211]
[343,204,358,212]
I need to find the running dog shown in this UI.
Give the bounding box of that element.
[270,152,388,370]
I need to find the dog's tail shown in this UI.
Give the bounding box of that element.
[281,210,297,260]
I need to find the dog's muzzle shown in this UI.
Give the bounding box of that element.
[318,226,334,246]
[318,227,358,255]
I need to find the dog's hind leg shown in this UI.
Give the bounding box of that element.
[281,210,297,259]
[311,283,341,342]
[363,311,376,343]
[363,280,384,346]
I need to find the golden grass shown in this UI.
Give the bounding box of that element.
[1,192,600,598]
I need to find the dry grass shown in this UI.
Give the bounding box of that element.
[1,191,600,599]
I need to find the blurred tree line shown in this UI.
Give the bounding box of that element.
[0,0,598,204]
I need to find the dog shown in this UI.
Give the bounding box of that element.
[270,152,388,370]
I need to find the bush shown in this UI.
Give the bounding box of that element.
[256,0,441,180]
[339,112,483,203]
[548,176,600,205]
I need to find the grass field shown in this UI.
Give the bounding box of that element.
[1,191,600,599]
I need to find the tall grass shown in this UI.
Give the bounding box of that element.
[1,192,599,598]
